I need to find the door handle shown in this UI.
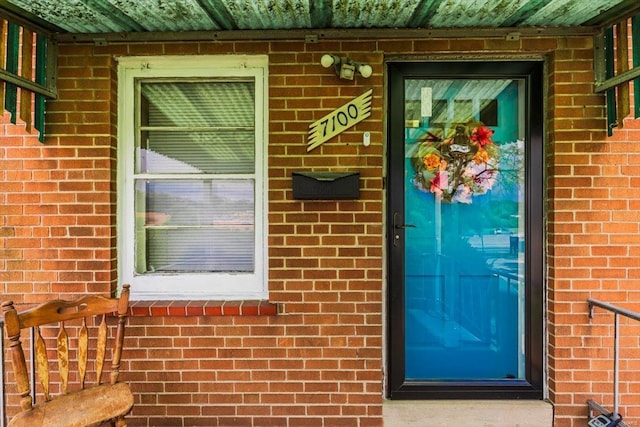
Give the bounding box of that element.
[393,212,416,247]
[395,223,416,229]
[393,212,416,229]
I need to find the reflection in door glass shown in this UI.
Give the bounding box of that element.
[404,79,525,380]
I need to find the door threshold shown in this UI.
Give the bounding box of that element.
[383,399,553,427]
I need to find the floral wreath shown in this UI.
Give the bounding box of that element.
[411,121,499,204]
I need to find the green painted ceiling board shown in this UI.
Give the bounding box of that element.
[502,0,550,27]
[84,0,145,31]
[408,0,447,28]
[3,0,640,33]
[309,0,332,28]
[197,0,238,30]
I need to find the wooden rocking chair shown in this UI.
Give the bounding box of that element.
[1,285,133,427]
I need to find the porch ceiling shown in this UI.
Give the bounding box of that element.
[1,0,639,39]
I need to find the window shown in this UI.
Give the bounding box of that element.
[117,56,268,300]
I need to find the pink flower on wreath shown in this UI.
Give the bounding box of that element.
[465,162,496,194]
[430,171,449,195]
[452,185,472,204]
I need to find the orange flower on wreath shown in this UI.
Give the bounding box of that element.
[422,153,441,171]
[473,149,490,165]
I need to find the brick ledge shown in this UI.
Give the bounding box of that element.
[128,300,278,317]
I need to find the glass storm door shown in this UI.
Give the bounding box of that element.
[387,62,544,399]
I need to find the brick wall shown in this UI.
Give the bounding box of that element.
[546,38,640,426]
[2,32,640,427]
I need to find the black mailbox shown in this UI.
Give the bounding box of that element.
[292,171,360,200]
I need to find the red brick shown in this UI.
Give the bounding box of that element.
[4,31,640,427]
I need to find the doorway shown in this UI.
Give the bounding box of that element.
[386,61,544,399]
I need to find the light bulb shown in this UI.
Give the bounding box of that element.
[358,64,373,78]
[321,54,336,68]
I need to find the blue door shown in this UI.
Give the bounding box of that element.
[387,62,544,399]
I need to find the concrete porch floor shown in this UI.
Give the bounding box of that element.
[383,400,554,427]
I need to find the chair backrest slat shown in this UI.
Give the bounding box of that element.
[96,314,107,385]
[34,326,50,401]
[57,322,69,394]
[78,317,88,388]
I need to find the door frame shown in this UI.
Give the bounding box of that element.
[385,60,545,399]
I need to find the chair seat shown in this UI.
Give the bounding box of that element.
[8,382,133,427]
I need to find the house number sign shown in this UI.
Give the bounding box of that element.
[307,89,373,152]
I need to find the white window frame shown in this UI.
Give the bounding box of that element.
[117,55,268,301]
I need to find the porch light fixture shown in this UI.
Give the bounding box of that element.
[321,54,372,80]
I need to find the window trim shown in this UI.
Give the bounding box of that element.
[117,55,269,301]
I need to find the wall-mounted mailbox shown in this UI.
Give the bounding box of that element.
[292,171,360,200]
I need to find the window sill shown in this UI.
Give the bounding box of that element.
[128,300,278,317]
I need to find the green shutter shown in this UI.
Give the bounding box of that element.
[35,35,47,142]
[633,15,640,119]
[5,22,19,124]
[604,26,616,137]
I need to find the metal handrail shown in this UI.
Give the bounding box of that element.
[589,299,640,322]
[588,298,640,422]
